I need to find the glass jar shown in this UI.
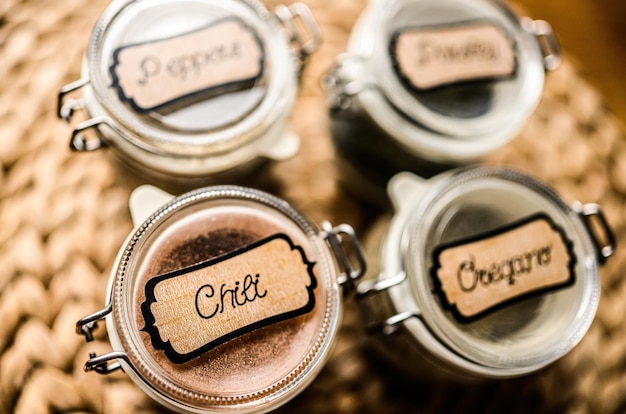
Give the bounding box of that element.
[76,185,365,413]
[357,166,615,379]
[58,0,321,189]
[324,0,561,197]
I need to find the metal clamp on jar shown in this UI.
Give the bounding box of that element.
[58,0,321,191]
[357,166,615,379]
[75,185,365,413]
[323,0,560,201]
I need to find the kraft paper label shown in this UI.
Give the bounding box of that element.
[431,214,576,322]
[110,17,264,113]
[390,21,516,90]
[141,233,316,363]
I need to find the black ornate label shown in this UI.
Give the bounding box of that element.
[431,214,577,323]
[110,17,264,113]
[141,233,317,363]
[390,21,516,90]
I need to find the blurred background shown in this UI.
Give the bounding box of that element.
[1,1,626,413]
[517,0,626,124]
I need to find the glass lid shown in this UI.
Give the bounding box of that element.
[87,0,294,147]
[371,0,545,138]
[404,168,599,370]
[109,186,339,411]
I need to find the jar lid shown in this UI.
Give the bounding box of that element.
[86,0,296,152]
[103,186,343,412]
[342,0,558,159]
[384,167,610,374]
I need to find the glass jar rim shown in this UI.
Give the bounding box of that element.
[85,0,297,155]
[390,167,600,373]
[106,185,341,411]
[347,0,546,141]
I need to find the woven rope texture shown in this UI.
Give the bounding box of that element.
[0,0,625,413]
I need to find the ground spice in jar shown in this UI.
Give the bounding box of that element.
[76,185,364,413]
[131,203,326,397]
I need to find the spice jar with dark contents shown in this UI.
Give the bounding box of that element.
[323,0,560,201]
[76,185,365,413]
[58,0,321,191]
[357,166,615,379]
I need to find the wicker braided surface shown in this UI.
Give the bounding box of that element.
[1,0,625,413]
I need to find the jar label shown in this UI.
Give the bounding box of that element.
[391,21,516,90]
[141,233,316,363]
[431,214,576,322]
[110,17,264,113]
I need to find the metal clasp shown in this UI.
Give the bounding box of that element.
[275,3,322,67]
[321,221,366,289]
[58,78,108,152]
[70,117,108,152]
[377,311,420,336]
[76,304,112,342]
[85,352,129,375]
[57,78,89,122]
[322,54,374,114]
[322,64,352,112]
[522,18,562,72]
[356,271,407,296]
[572,201,616,264]
[356,271,416,335]
[77,305,129,375]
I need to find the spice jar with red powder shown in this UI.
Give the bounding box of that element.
[76,185,365,413]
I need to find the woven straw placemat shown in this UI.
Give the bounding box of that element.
[1,0,625,413]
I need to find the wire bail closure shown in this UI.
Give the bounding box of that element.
[275,2,322,67]
[321,221,367,289]
[572,201,616,264]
